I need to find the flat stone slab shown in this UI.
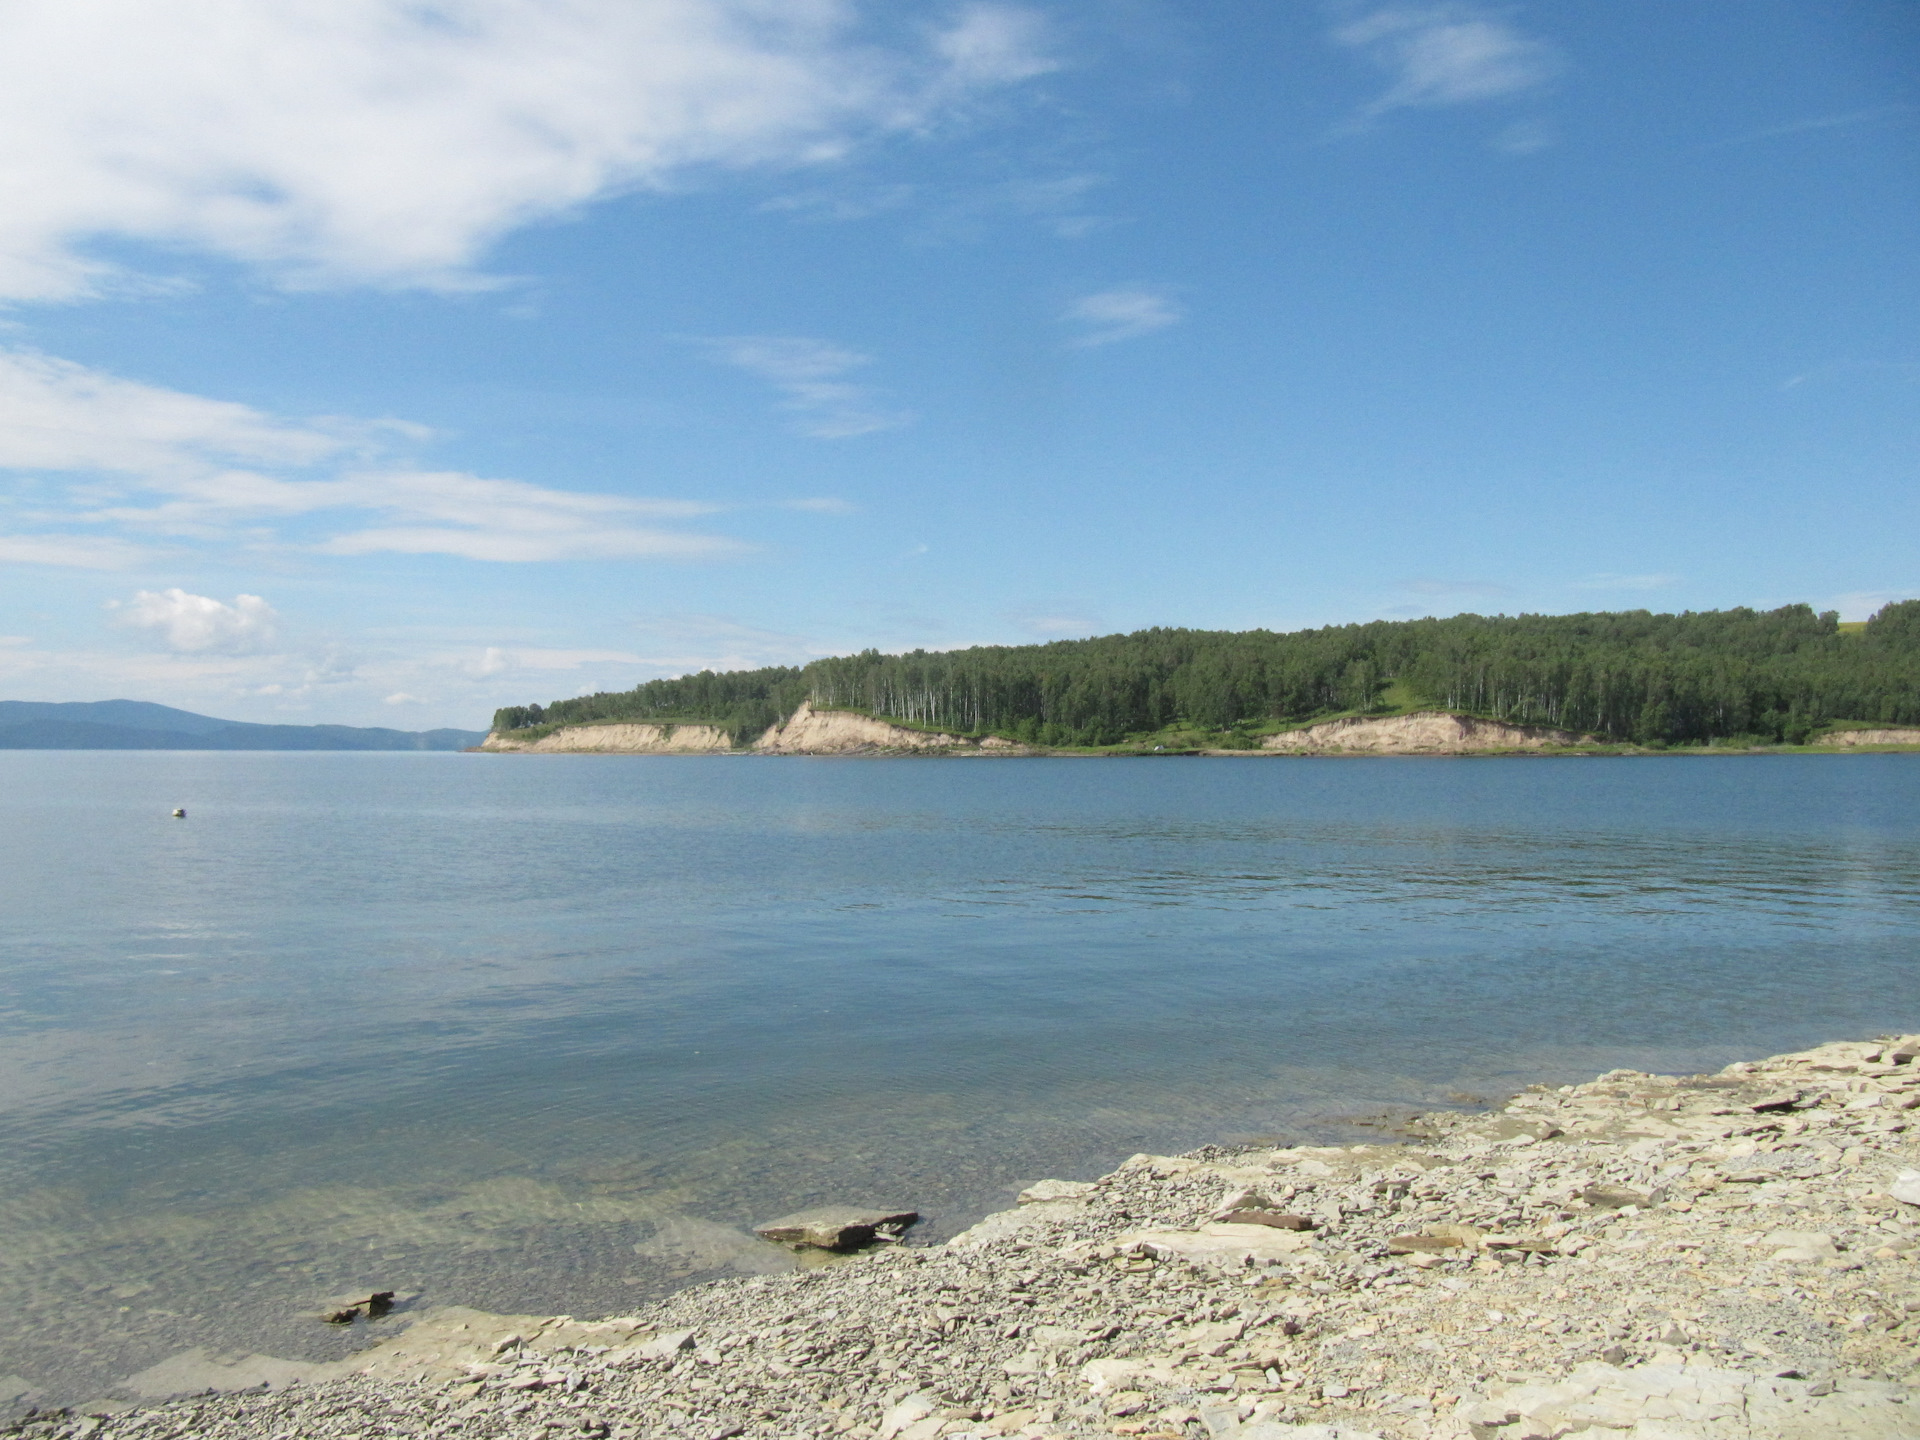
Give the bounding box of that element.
[1461,1360,1920,1440]
[752,1205,918,1251]
[1017,1178,1095,1204]
[1117,1221,1314,1267]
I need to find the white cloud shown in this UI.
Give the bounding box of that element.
[0,348,747,563]
[0,1,1053,301]
[933,5,1057,89]
[118,588,281,654]
[1333,4,1559,117]
[313,470,742,562]
[705,336,911,438]
[0,349,351,473]
[304,646,359,686]
[469,646,512,679]
[1062,287,1184,348]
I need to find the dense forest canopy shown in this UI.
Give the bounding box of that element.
[494,601,1920,747]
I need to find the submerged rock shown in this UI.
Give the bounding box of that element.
[28,1031,1920,1440]
[752,1205,919,1251]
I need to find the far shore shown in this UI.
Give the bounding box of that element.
[473,704,1920,760]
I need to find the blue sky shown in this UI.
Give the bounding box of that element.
[0,1,1914,727]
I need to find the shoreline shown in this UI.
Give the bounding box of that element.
[20,1034,1920,1440]
[478,706,1920,760]
[466,748,1920,759]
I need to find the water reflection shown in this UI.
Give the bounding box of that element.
[0,752,1916,1407]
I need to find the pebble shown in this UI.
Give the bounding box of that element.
[9,1034,1919,1440]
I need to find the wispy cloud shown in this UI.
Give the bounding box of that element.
[0,348,746,564]
[1826,589,1919,622]
[1778,357,1920,391]
[626,613,819,674]
[762,169,1111,244]
[0,1,1055,301]
[1702,104,1912,151]
[1004,606,1102,638]
[1571,572,1678,592]
[312,472,739,562]
[0,626,661,728]
[1333,4,1560,118]
[1491,118,1556,155]
[703,336,911,438]
[0,532,153,569]
[932,5,1058,89]
[1400,577,1513,597]
[1062,286,1184,348]
[463,645,642,681]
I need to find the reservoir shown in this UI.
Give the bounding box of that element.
[2,751,1916,1405]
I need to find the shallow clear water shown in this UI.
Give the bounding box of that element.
[2,751,1918,1405]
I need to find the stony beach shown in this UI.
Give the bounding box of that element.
[11,1035,1920,1440]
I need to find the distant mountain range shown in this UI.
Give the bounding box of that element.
[0,700,485,751]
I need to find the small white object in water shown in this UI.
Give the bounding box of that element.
[171,808,186,818]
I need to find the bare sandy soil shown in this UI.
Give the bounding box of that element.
[480,724,734,754]
[752,703,983,755]
[1259,713,1592,755]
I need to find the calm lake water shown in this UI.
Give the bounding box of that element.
[3,751,1918,1406]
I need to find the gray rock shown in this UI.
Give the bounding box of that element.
[1017,1179,1095,1204]
[29,1031,1920,1440]
[753,1206,918,1250]
[1579,1184,1650,1209]
[1215,1209,1315,1230]
[636,1329,697,1360]
[878,1393,936,1438]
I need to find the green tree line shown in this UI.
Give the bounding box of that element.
[494,601,1920,747]
[493,665,809,746]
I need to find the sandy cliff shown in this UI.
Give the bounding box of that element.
[1820,728,1920,748]
[480,722,734,754]
[753,702,982,755]
[481,705,1019,755]
[481,707,1601,757]
[1260,711,1593,754]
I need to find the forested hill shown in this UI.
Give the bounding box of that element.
[493,601,1920,748]
[0,700,484,750]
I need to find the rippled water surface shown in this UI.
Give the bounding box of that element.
[3,751,1918,1405]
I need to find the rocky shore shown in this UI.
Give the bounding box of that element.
[12,1036,1920,1440]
